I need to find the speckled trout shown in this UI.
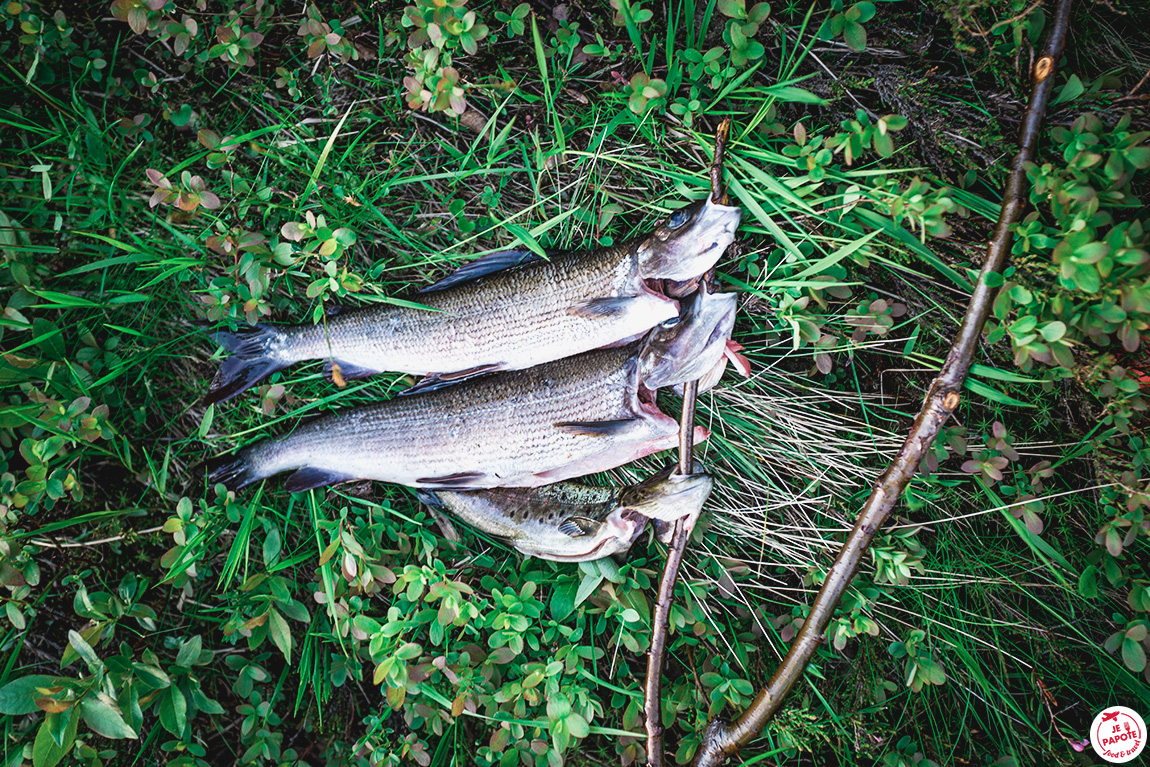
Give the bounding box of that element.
[420,467,713,562]
[204,196,741,403]
[206,284,740,493]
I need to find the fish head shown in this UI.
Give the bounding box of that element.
[639,286,738,391]
[636,196,742,282]
[521,510,645,562]
[530,470,713,562]
[619,467,714,522]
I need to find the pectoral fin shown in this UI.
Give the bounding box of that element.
[554,418,645,438]
[285,467,357,492]
[567,297,634,319]
[558,516,601,538]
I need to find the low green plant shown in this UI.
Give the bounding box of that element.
[888,629,947,693]
[817,0,878,51]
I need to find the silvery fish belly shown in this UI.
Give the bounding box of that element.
[206,346,706,493]
[204,196,742,403]
[420,469,714,562]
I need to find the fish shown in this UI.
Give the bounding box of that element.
[419,466,713,562]
[205,286,739,493]
[641,281,750,393]
[204,196,742,403]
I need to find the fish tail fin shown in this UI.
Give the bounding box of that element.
[205,325,290,404]
[204,449,264,491]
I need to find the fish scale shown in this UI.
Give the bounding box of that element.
[282,244,657,371]
[203,196,742,403]
[208,278,742,494]
[219,346,678,490]
[422,469,714,562]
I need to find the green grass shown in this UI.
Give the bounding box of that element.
[1,1,1147,766]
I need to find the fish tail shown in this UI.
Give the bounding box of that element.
[205,324,291,404]
[204,448,265,491]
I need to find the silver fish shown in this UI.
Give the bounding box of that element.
[206,290,737,493]
[204,196,741,403]
[642,282,741,392]
[420,467,713,562]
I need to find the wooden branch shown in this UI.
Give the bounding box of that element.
[692,1,1075,764]
[645,118,732,767]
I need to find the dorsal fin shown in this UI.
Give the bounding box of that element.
[558,516,600,538]
[419,248,558,293]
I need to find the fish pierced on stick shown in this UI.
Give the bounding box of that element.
[420,465,713,562]
[204,196,742,404]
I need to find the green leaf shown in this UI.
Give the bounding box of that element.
[0,675,63,715]
[1077,565,1099,598]
[1050,73,1084,105]
[873,130,894,157]
[262,526,282,567]
[502,221,547,258]
[843,20,866,50]
[198,403,214,438]
[1122,637,1147,672]
[396,641,422,660]
[175,635,202,668]
[717,0,746,19]
[80,695,137,739]
[33,708,78,767]
[546,692,572,720]
[1038,321,1066,342]
[566,712,590,738]
[6,601,26,629]
[884,115,909,131]
[574,571,603,610]
[157,686,187,736]
[67,630,101,668]
[549,578,577,622]
[267,609,292,661]
[31,318,65,360]
[131,663,171,689]
[963,378,1034,408]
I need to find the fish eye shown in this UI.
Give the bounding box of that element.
[665,209,691,229]
[658,315,682,329]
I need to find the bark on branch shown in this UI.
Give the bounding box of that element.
[644,118,731,767]
[692,2,1075,764]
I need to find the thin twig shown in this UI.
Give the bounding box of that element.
[29,526,165,549]
[644,379,698,766]
[645,118,731,767]
[692,0,1076,763]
